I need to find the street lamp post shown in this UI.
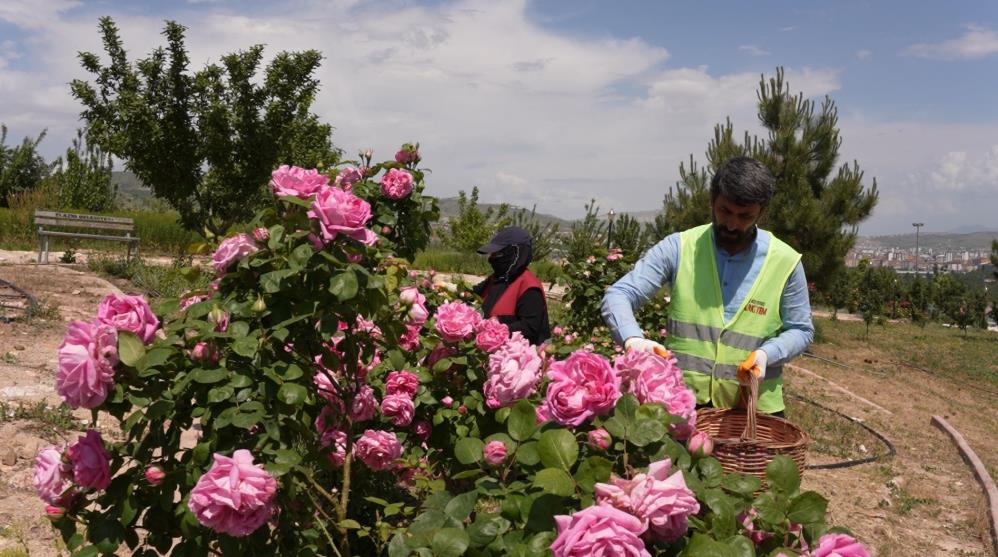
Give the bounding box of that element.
[912,222,924,275]
[607,209,617,250]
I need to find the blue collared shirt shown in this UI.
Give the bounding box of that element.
[600,228,814,366]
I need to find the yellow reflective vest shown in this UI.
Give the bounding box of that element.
[666,224,801,413]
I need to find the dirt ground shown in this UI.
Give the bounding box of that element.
[0,262,995,556]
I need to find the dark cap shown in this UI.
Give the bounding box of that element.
[477,226,532,254]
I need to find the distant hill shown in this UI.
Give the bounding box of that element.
[859,230,997,251]
[436,197,573,230]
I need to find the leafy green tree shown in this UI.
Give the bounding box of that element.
[441,187,510,252]
[908,276,931,327]
[823,268,855,320]
[564,200,607,262]
[855,260,892,338]
[509,205,560,261]
[0,125,53,206]
[612,213,649,255]
[656,68,879,292]
[50,129,116,212]
[71,17,340,236]
[991,239,997,279]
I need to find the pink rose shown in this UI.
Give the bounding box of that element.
[189,450,277,537]
[381,394,415,426]
[434,301,481,342]
[550,504,650,557]
[96,293,159,343]
[212,234,259,275]
[385,371,420,397]
[45,505,64,520]
[57,320,118,409]
[458,405,467,414]
[308,186,377,246]
[270,165,329,199]
[687,431,713,458]
[380,168,414,200]
[484,332,543,408]
[588,429,611,451]
[553,326,564,336]
[145,466,165,486]
[475,318,510,352]
[400,286,429,325]
[67,430,111,490]
[351,385,378,423]
[334,166,363,190]
[33,447,72,505]
[595,459,699,543]
[252,227,269,242]
[812,534,871,557]
[544,350,621,427]
[180,293,209,311]
[400,323,422,351]
[394,144,420,165]
[606,248,623,261]
[413,420,432,442]
[354,430,403,471]
[441,396,454,408]
[622,351,697,439]
[189,342,219,365]
[483,441,507,466]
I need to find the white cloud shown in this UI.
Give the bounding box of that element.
[780,26,796,32]
[904,24,998,60]
[738,44,770,56]
[855,49,871,61]
[0,0,79,29]
[0,0,995,235]
[928,146,998,192]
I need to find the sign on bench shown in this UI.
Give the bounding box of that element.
[34,210,140,264]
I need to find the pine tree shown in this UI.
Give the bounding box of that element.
[0,125,53,206]
[657,68,879,292]
[564,200,607,262]
[612,213,649,255]
[51,129,115,212]
[441,187,509,252]
[509,205,560,261]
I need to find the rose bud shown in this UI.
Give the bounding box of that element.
[483,441,507,466]
[144,466,165,486]
[687,431,714,458]
[587,428,611,451]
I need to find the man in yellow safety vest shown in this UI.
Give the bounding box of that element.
[601,157,814,415]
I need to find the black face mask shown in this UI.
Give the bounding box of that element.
[489,245,520,279]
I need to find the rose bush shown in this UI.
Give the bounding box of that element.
[36,150,866,556]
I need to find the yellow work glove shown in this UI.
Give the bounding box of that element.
[737,349,768,384]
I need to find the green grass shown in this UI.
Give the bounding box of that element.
[0,401,77,436]
[811,317,998,387]
[87,254,210,299]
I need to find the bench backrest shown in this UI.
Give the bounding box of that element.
[34,210,134,232]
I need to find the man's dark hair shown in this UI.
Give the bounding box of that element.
[710,157,775,206]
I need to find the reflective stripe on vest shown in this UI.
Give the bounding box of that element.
[666,224,801,413]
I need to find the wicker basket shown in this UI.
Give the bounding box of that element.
[694,373,810,482]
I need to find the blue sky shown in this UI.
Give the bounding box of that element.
[1,0,997,235]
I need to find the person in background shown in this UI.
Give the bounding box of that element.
[600,157,814,416]
[472,226,551,345]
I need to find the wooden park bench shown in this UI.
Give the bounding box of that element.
[34,210,139,264]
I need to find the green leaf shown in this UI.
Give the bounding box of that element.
[207,386,233,404]
[681,533,739,557]
[699,457,725,488]
[338,519,363,530]
[71,547,99,557]
[753,492,786,525]
[721,473,761,496]
[725,535,756,557]
[451,469,485,481]
[444,491,478,521]
[228,321,250,338]
[467,515,510,548]
[533,468,575,496]
[630,418,666,447]
[138,347,171,371]
[282,364,304,381]
[388,533,409,557]
[232,410,263,430]
[787,491,828,525]
[193,368,228,384]
[277,383,307,406]
[289,243,312,269]
[117,331,145,367]
[508,400,537,442]
[603,416,628,439]
[615,393,639,420]
[702,488,737,539]
[538,429,578,470]
[145,400,174,420]
[232,336,258,358]
[431,528,470,557]
[515,441,540,466]
[766,455,801,495]
[455,437,485,465]
[574,456,613,492]
[261,269,294,293]
[330,270,359,301]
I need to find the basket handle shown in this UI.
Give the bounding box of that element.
[738,367,760,442]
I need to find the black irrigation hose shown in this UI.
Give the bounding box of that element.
[0,278,39,322]
[787,393,896,470]
[891,359,998,399]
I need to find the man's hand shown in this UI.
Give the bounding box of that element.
[737,350,768,384]
[624,337,667,355]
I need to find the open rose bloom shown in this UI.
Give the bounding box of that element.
[595,459,700,543]
[188,450,277,537]
[57,320,118,409]
[96,293,159,343]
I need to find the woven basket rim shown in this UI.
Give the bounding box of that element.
[696,407,812,448]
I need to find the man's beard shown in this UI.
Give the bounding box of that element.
[713,222,753,247]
